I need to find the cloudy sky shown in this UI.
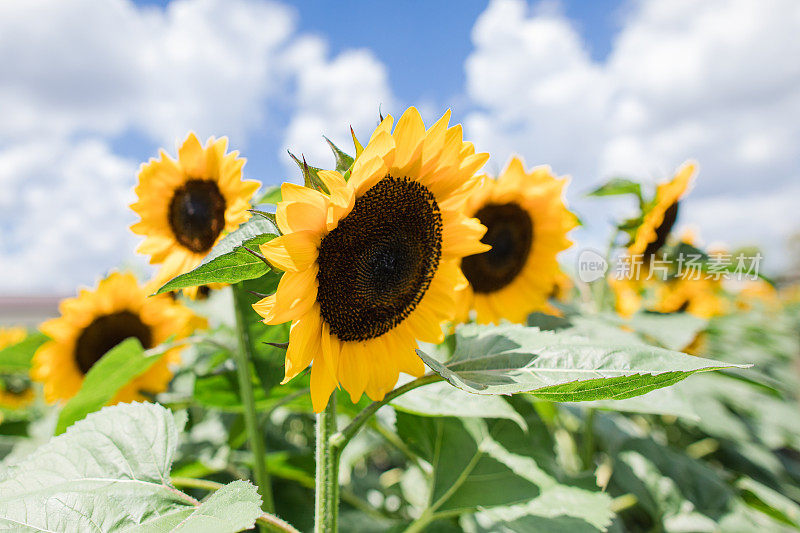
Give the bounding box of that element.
[1,0,799,294]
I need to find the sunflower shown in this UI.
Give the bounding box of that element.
[650,276,727,319]
[31,272,203,404]
[455,157,577,324]
[253,107,489,411]
[131,133,260,298]
[628,161,696,263]
[0,327,34,410]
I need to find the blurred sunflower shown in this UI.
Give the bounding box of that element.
[31,272,203,404]
[650,276,727,319]
[456,157,577,324]
[735,279,780,311]
[628,161,696,263]
[0,327,34,410]
[254,107,489,411]
[131,133,260,299]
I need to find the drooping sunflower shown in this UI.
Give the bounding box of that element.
[455,157,577,324]
[253,107,489,411]
[131,133,260,298]
[0,327,35,410]
[31,272,203,404]
[628,161,697,263]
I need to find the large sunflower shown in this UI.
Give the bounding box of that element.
[0,327,34,410]
[131,133,260,298]
[455,157,577,324]
[31,272,202,404]
[628,161,696,263]
[253,107,489,411]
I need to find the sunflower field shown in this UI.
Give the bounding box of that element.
[1,107,799,533]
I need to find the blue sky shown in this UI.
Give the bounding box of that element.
[2,0,799,294]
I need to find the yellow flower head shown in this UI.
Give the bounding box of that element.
[0,327,34,410]
[31,272,204,404]
[628,161,696,261]
[650,276,727,319]
[456,157,577,324]
[131,133,260,298]
[254,107,489,411]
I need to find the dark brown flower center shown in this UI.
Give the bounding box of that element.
[168,179,227,254]
[74,311,153,374]
[462,202,533,293]
[643,201,679,259]
[316,176,442,342]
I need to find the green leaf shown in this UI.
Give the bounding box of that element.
[324,136,355,173]
[156,218,278,294]
[56,338,161,434]
[0,332,48,373]
[737,477,800,528]
[623,312,707,351]
[254,184,282,205]
[288,151,328,193]
[391,381,527,429]
[580,385,699,419]
[586,178,643,200]
[418,324,748,402]
[0,403,264,533]
[395,414,540,514]
[465,485,614,532]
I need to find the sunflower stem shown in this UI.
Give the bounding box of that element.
[330,373,443,451]
[315,394,339,533]
[231,284,275,517]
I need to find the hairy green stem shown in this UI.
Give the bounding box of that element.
[330,373,443,450]
[315,394,339,532]
[232,285,275,515]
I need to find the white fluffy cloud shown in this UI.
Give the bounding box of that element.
[0,139,141,293]
[0,0,394,293]
[281,37,394,176]
[0,0,296,144]
[465,0,800,270]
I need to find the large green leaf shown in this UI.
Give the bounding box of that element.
[156,218,278,294]
[623,312,707,352]
[0,332,48,373]
[463,486,614,532]
[55,338,167,434]
[391,381,526,429]
[0,403,263,533]
[418,324,748,402]
[395,414,540,514]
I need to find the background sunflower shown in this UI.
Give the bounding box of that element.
[457,157,577,324]
[628,161,696,263]
[254,107,489,411]
[31,272,202,404]
[0,327,34,411]
[131,133,260,298]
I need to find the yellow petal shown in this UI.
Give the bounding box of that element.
[277,200,327,234]
[392,107,425,171]
[260,231,320,272]
[283,306,322,383]
[337,341,367,403]
[310,359,338,413]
